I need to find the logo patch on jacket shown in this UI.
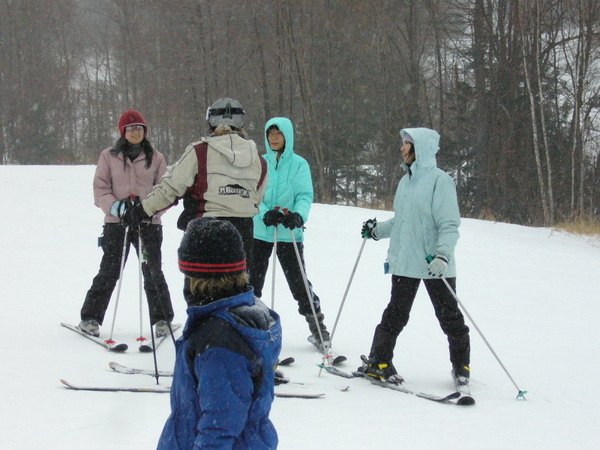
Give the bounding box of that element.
[219,184,250,198]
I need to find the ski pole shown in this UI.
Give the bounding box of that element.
[136,200,176,348]
[106,225,130,347]
[132,196,150,352]
[137,226,146,349]
[270,207,281,310]
[271,225,278,310]
[441,277,526,399]
[287,220,329,365]
[426,256,527,399]
[318,237,367,376]
[139,226,160,384]
[136,219,160,384]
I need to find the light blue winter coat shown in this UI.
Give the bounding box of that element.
[373,127,460,279]
[253,117,313,243]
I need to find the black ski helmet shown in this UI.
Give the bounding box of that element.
[206,98,245,130]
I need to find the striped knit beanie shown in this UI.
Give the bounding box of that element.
[178,217,247,278]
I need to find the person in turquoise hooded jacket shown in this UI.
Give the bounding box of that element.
[358,127,471,387]
[250,117,332,355]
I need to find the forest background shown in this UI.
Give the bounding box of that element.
[2,0,600,226]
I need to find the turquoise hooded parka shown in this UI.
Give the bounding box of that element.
[253,117,313,243]
[374,127,460,279]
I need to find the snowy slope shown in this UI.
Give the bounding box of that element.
[1,165,599,449]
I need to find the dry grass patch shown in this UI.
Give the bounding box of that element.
[555,217,600,246]
[556,217,600,236]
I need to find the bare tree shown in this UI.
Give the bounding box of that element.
[3,0,600,224]
[517,0,552,224]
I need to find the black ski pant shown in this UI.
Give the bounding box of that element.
[214,217,254,270]
[81,222,174,326]
[369,275,470,368]
[250,238,321,316]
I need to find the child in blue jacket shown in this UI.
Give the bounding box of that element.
[158,217,281,449]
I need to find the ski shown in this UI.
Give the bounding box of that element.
[274,392,324,399]
[273,375,350,391]
[319,365,464,405]
[61,322,128,352]
[138,324,181,352]
[60,379,169,393]
[109,361,336,396]
[109,361,173,377]
[278,356,295,366]
[359,373,462,404]
[324,353,347,366]
[307,336,347,365]
[110,357,294,376]
[62,379,323,398]
[318,365,356,379]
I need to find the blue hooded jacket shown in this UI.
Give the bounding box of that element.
[157,289,282,449]
[373,127,460,279]
[253,117,313,243]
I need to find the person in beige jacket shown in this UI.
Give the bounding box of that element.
[129,98,267,268]
[79,110,174,338]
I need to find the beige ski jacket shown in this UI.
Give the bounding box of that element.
[142,133,267,230]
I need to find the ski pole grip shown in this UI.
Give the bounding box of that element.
[425,254,434,263]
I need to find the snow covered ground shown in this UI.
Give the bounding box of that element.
[1,165,599,449]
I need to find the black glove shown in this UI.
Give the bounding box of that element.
[281,212,304,230]
[263,209,284,227]
[123,203,151,227]
[361,218,377,239]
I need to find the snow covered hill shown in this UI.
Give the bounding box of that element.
[1,165,599,449]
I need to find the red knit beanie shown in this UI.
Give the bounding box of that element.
[118,110,147,137]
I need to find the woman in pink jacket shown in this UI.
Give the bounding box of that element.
[79,110,174,338]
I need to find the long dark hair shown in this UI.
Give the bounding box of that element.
[110,136,154,169]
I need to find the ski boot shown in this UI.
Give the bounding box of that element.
[357,355,404,385]
[452,364,471,387]
[304,312,331,352]
[79,319,100,337]
[154,320,171,338]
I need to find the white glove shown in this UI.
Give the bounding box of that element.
[427,255,449,277]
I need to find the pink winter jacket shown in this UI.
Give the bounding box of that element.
[93,146,168,224]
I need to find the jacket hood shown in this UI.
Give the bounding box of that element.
[207,133,258,168]
[264,117,295,157]
[182,288,255,338]
[400,127,440,169]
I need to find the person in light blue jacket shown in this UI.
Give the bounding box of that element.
[250,117,332,354]
[358,127,471,386]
